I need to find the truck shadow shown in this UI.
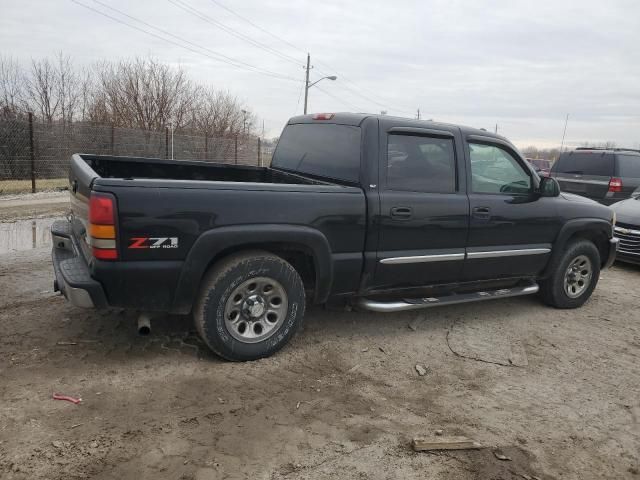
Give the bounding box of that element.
[21,292,547,366]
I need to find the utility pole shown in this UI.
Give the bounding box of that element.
[302,54,336,114]
[416,108,421,120]
[303,53,311,115]
[495,123,498,134]
[560,113,569,152]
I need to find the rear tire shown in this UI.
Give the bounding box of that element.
[539,239,600,309]
[194,250,306,361]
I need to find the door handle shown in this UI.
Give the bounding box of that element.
[390,206,413,220]
[472,206,491,219]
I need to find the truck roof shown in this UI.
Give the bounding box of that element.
[287,112,510,143]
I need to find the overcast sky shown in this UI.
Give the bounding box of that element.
[2,0,639,147]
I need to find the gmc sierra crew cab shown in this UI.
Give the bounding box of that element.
[51,113,619,361]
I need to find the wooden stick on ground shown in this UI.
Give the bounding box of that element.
[412,436,482,451]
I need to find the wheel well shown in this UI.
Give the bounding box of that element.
[566,230,609,265]
[203,243,317,293]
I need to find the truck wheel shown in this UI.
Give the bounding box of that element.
[539,239,600,309]
[194,250,306,361]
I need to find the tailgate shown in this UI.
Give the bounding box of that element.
[555,173,610,200]
[69,154,100,260]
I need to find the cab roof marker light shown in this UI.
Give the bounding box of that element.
[313,113,335,120]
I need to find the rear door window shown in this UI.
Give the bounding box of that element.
[386,134,456,193]
[271,123,361,183]
[616,154,640,178]
[554,152,614,176]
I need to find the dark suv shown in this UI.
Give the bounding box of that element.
[551,148,640,205]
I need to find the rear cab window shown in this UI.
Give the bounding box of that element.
[271,123,361,183]
[553,152,614,177]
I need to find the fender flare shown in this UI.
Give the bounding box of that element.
[542,218,613,278]
[171,224,333,313]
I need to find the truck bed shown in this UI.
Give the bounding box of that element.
[65,152,367,313]
[78,154,325,185]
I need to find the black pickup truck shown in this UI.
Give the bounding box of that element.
[51,113,618,361]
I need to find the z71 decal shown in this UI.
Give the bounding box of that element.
[128,237,179,249]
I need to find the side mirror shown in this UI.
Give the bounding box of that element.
[539,176,560,197]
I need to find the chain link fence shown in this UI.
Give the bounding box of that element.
[0,117,274,196]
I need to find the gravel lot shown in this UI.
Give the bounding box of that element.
[0,208,639,480]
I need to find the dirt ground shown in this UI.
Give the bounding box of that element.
[0,204,639,480]
[0,192,69,222]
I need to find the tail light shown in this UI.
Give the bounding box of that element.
[608,177,623,193]
[89,192,118,260]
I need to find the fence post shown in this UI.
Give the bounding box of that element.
[28,112,36,193]
[257,137,261,166]
[110,123,115,155]
[165,127,169,159]
[234,135,238,164]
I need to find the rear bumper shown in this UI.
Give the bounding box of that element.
[51,220,107,309]
[603,237,619,269]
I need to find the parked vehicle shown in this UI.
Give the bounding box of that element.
[611,189,640,264]
[51,113,618,361]
[527,158,552,176]
[550,148,640,205]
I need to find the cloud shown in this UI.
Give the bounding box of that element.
[1,0,639,146]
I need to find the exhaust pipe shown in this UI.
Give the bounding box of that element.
[137,313,151,336]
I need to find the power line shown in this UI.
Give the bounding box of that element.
[314,85,365,112]
[168,0,303,68]
[168,1,364,115]
[72,0,301,82]
[313,62,416,115]
[205,0,416,115]
[208,0,304,55]
[91,0,299,81]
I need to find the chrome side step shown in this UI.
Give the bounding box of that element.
[357,284,539,313]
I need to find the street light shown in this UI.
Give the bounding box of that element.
[304,75,337,114]
[303,54,337,114]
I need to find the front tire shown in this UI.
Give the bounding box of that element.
[539,239,601,309]
[194,250,306,361]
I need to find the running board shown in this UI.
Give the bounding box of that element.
[357,284,539,313]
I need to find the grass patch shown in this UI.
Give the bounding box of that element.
[0,178,68,195]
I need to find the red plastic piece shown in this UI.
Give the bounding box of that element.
[52,393,82,404]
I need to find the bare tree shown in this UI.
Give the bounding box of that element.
[191,87,252,137]
[520,145,562,161]
[579,141,617,149]
[55,53,81,124]
[95,57,199,130]
[77,66,95,122]
[25,57,60,123]
[0,55,25,118]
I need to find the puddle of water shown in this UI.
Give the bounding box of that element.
[0,217,64,254]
